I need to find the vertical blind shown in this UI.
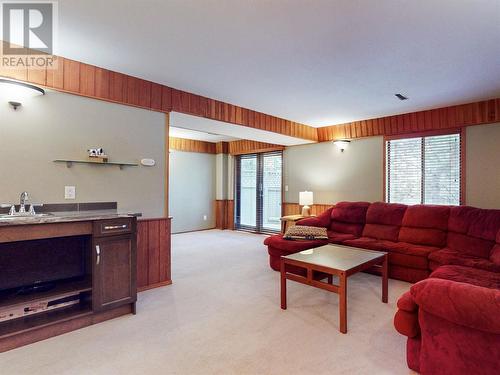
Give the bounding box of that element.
[386,133,461,205]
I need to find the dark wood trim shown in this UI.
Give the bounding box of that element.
[384,127,462,141]
[165,114,170,217]
[215,200,234,230]
[460,128,467,205]
[229,140,285,155]
[282,203,332,216]
[136,217,171,291]
[169,137,217,154]
[137,280,172,293]
[216,142,229,154]
[317,99,500,141]
[0,222,92,243]
[0,47,317,141]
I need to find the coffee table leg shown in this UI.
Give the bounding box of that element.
[382,254,388,303]
[339,272,347,334]
[280,258,287,310]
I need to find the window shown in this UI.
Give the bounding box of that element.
[386,133,461,205]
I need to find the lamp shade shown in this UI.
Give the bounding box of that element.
[299,191,313,206]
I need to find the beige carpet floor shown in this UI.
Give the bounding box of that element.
[0,230,414,375]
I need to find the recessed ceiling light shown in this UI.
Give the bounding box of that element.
[395,93,409,101]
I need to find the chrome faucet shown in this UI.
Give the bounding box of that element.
[19,191,29,213]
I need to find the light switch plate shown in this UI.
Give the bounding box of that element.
[203,215,207,221]
[65,186,76,200]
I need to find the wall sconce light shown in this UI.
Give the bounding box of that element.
[0,79,45,110]
[299,191,314,217]
[333,139,351,152]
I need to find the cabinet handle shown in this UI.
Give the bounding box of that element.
[103,224,128,230]
[96,245,101,265]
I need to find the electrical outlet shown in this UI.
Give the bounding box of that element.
[203,215,207,221]
[285,185,289,192]
[65,186,76,200]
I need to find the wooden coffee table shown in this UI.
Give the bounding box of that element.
[280,244,388,333]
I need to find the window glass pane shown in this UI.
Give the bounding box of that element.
[262,153,282,231]
[424,134,460,205]
[387,138,422,204]
[239,156,257,227]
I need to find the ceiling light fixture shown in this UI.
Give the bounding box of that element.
[333,139,351,152]
[0,78,45,110]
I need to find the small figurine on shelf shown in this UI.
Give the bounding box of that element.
[87,148,108,163]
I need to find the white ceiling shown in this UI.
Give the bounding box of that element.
[169,126,238,143]
[55,1,500,127]
[170,112,313,146]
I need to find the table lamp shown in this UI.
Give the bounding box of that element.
[299,191,313,217]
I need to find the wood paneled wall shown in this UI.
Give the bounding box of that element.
[216,142,229,154]
[283,203,333,217]
[0,49,317,141]
[169,137,216,154]
[137,217,172,292]
[228,140,285,155]
[215,200,234,230]
[317,99,500,141]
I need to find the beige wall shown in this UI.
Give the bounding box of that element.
[284,137,384,204]
[466,122,500,209]
[169,150,216,233]
[0,90,165,218]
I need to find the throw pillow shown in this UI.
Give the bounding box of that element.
[284,225,328,240]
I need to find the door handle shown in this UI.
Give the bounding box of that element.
[96,245,101,265]
[103,224,127,230]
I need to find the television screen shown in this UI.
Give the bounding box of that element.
[0,236,88,292]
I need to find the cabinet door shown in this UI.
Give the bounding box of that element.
[93,235,137,312]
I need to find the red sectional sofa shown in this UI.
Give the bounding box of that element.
[264,201,500,374]
[394,210,500,375]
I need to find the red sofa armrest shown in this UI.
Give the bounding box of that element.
[296,207,333,228]
[394,291,420,338]
[411,278,500,334]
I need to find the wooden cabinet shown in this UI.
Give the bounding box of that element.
[92,218,137,313]
[0,215,141,353]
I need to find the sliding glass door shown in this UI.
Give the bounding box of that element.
[235,151,282,233]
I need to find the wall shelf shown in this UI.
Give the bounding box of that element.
[53,159,138,170]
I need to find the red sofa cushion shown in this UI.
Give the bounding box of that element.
[297,207,333,228]
[343,238,432,269]
[328,201,369,236]
[343,237,380,251]
[428,248,500,273]
[264,234,328,254]
[327,231,357,243]
[329,221,364,237]
[410,278,500,334]
[402,204,450,230]
[447,206,500,259]
[398,205,450,247]
[430,265,500,289]
[362,202,407,241]
[490,230,500,264]
[330,201,370,223]
[447,232,493,259]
